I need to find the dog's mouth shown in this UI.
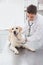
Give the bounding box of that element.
[13,31,18,36]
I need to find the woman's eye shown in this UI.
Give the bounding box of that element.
[16,28,18,29]
[12,28,14,30]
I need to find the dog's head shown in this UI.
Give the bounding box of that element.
[9,26,22,36]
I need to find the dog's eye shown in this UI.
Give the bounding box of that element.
[12,28,14,30]
[16,28,18,29]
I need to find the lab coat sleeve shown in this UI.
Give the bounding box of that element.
[24,23,43,50]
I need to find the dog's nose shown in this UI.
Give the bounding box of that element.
[14,31,16,34]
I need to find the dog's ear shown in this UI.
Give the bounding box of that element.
[8,29,12,32]
[19,27,22,32]
[8,27,14,32]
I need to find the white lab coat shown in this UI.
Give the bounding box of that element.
[23,13,43,51]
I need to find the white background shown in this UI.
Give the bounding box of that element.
[0,0,24,29]
[0,0,41,30]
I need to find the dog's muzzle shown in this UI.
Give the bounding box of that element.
[13,31,18,36]
[14,31,16,34]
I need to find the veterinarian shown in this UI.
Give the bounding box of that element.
[23,4,43,51]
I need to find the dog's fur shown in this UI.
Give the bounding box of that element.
[8,26,35,54]
[8,26,26,54]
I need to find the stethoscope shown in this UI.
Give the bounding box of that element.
[28,20,33,36]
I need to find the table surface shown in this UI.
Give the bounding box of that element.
[0,31,43,65]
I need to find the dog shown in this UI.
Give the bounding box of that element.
[8,26,26,54]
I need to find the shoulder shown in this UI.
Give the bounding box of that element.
[37,13,43,25]
[37,13,43,20]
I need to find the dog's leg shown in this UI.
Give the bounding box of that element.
[22,44,36,52]
[10,45,19,54]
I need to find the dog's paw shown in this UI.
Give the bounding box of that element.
[15,51,19,55]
